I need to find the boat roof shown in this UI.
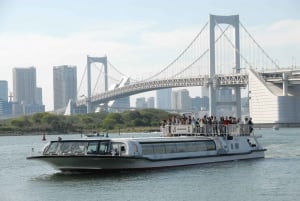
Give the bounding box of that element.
[49,136,214,143]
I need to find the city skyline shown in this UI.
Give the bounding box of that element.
[0,0,299,111]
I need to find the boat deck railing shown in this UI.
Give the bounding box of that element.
[160,124,254,137]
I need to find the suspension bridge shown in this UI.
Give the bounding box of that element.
[64,14,300,123]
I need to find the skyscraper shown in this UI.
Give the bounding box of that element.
[53,65,77,110]
[0,80,11,117]
[12,67,44,115]
[0,80,8,101]
[147,97,155,108]
[178,89,192,111]
[35,87,43,105]
[171,89,192,111]
[156,88,171,110]
[13,67,36,104]
[136,97,147,108]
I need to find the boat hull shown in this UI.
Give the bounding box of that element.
[27,150,265,172]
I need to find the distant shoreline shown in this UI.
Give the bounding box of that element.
[0,127,161,137]
[1,124,299,137]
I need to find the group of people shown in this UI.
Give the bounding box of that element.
[161,114,254,135]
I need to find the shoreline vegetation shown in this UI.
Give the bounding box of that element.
[0,109,169,136]
[1,108,299,136]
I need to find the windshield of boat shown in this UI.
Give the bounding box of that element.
[44,140,110,155]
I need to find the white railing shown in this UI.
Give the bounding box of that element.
[160,124,253,137]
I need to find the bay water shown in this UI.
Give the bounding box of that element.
[0,128,299,201]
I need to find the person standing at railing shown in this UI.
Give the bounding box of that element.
[244,117,250,135]
[218,116,225,135]
[212,116,218,136]
[224,116,230,135]
[248,117,253,134]
[202,115,207,134]
[238,118,244,135]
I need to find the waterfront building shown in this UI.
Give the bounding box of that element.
[0,80,8,101]
[136,97,147,108]
[0,100,12,118]
[156,88,171,110]
[12,67,45,115]
[200,96,209,111]
[171,89,192,111]
[13,67,36,104]
[53,65,77,110]
[171,90,178,110]
[192,96,201,111]
[147,97,155,108]
[35,87,43,105]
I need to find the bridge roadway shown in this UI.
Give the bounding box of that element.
[76,73,249,106]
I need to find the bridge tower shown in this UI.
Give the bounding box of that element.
[86,56,108,113]
[209,14,241,117]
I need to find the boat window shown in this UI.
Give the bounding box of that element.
[60,142,76,154]
[175,143,186,152]
[164,143,177,153]
[99,141,110,154]
[206,141,216,151]
[87,141,99,154]
[71,142,87,155]
[141,144,154,155]
[111,142,126,156]
[153,144,166,154]
[44,142,61,155]
[185,142,199,152]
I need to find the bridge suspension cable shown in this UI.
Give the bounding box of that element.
[172,24,232,77]
[108,61,134,79]
[92,65,103,95]
[77,64,87,98]
[239,22,280,69]
[214,21,259,70]
[144,21,209,81]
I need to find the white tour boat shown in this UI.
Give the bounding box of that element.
[27,124,266,172]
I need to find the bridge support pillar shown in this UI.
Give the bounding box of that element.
[235,87,241,118]
[282,72,288,96]
[209,86,217,116]
[209,14,241,117]
[87,56,108,113]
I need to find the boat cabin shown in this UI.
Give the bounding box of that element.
[42,136,221,158]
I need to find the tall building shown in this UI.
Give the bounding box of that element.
[0,80,11,117]
[147,97,155,108]
[13,67,36,104]
[136,97,147,108]
[35,87,43,105]
[0,80,8,101]
[156,88,171,109]
[171,89,192,111]
[199,96,209,111]
[171,90,178,110]
[192,96,201,111]
[178,89,192,111]
[12,67,44,115]
[53,65,77,110]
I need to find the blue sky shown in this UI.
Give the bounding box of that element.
[0,0,299,110]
